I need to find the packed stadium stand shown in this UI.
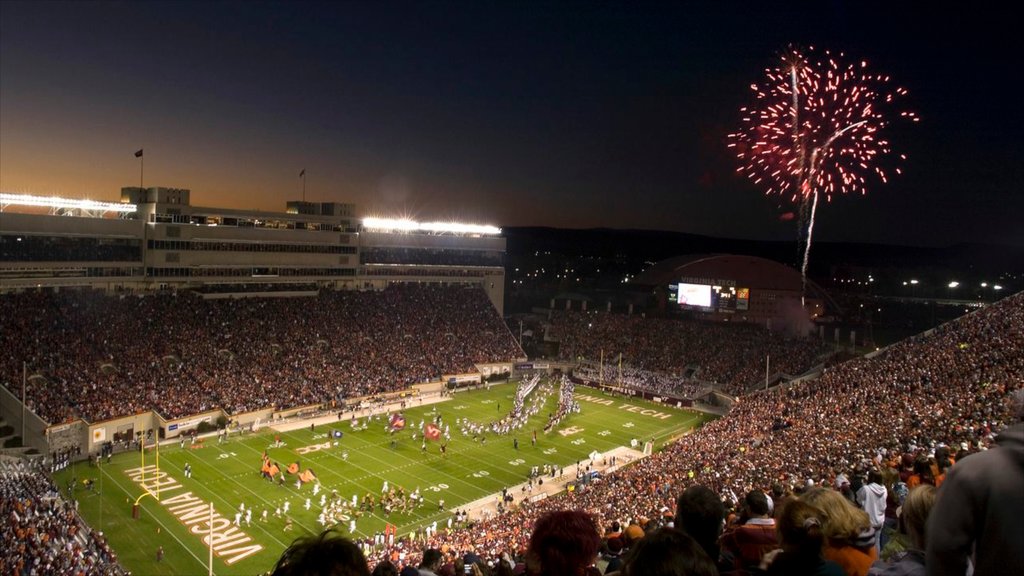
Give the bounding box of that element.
[551,311,831,395]
[0,457,123,575]
[1,274,1021,573]
[0,284,523,424]
[363,290,1023,568]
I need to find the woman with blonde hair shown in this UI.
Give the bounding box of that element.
[763,499,844,576]
[801,487,878,576]
[868,485,936,576]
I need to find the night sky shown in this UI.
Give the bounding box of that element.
[2,1,1021,246]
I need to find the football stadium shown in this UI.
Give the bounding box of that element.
[3,4,1024,575]
[2,187,1022,576]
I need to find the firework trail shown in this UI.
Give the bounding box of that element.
[728,46,917,299]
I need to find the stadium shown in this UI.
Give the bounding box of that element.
[1,186,1022,576]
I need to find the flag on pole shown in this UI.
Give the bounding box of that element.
[299,169,305,178]
[424,423,441,441]
[134,149,144,158]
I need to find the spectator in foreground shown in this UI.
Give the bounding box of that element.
[271,529,370,576]
[525,510,601,576]
[719,489,778,574]
[926,389,1024,576]
[856,470,887,554]
[675,485,726,567]
[418,549,443,576]
[762,500,844,576]
[371,561,399,576]
[618,527,718,576]
[868,485,935,576]
[802,487,877,576]
[603,537,625,575]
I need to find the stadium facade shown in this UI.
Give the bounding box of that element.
[0,187,506,313]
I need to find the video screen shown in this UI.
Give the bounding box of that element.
[670,282,750,312]
[676,283,712,308]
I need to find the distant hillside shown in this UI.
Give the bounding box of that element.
[503,227,1024,278]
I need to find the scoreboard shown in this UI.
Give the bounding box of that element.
[669,278,750,313]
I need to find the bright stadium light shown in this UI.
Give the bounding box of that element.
[994,285,1003,290]
[1,192,137,214]
[948,281,960,288]
[362,216,500,235]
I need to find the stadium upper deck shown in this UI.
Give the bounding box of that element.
[0,188,506,312]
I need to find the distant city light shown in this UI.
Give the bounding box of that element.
[0,192,137,213]
[362,216,500,235]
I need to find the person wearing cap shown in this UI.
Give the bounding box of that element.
[622,524,645,548]
[926,390,1024,576]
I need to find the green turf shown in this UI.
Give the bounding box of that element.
[54,381,714,575]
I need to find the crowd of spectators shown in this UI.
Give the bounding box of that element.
[573,363,711,399]
[3,284,1021,575]
[0,457,123,576]
[362,291,1023,571]
[550,311,829,394]
[0,284,523,423]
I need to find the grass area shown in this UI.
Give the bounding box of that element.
[55,381,714,575]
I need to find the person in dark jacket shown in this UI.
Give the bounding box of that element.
[926,390,1024,576]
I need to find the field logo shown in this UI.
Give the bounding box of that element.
[123,465,263,566]
[296,442,332,455]
[576,394,673,420]
[558,426,584,437]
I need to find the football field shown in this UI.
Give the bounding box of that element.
[54,381,714,575]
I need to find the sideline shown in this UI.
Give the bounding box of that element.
[269,392,453,433]
[455,444,646,523]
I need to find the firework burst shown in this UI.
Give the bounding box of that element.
[728,46,916,296]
